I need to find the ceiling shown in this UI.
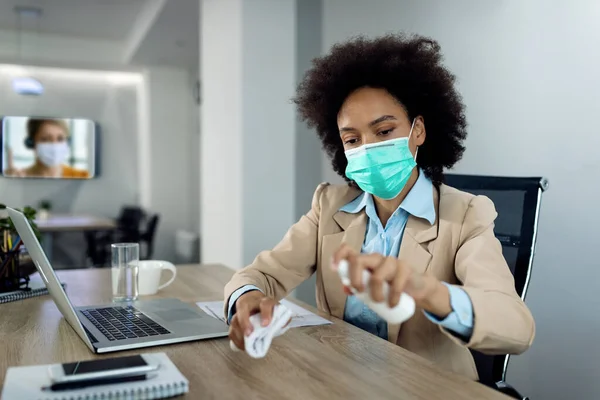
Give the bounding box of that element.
[0,0,199,70]
[0,0,147,41]
[130,0,199,69]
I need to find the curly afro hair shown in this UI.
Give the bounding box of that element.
[294,33,467,186]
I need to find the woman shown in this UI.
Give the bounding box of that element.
[224,34,534,379]
[5,118,89,179]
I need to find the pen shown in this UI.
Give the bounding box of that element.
[7,234,12,276]
[0,238,22,280]
[0,251,13,278]
[11,237,21,251]
[43,373,152,392]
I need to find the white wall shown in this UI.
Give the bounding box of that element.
[200,0,244,270]
[292,0,326,306]
[323,1,600,399]
[201,0,300,270]
[143,66,197,262]
[240,0,297,266]
[322,158,344,185]
[0,65,141,267]
[0,63,197,265]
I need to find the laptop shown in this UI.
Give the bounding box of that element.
[7,207,229,353]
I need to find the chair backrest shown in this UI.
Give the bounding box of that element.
[140,214,160,259]
[444,174,548,385]
[116,206,145,242]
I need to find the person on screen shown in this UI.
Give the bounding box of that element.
[4,118,89,179]
[224,34,534,380]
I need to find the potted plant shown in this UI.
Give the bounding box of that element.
[38,200,52,220]
[0,203,41,291]
[0,203,40,234]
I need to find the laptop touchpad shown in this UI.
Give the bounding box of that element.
[154,309,201,322]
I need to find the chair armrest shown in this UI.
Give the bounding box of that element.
[495,381,529,400]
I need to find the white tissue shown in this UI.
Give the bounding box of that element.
[229,304,293,358]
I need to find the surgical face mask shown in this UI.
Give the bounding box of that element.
[36,142,69,167]
[344,120,418,200]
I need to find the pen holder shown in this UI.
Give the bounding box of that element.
[0,249,29,293]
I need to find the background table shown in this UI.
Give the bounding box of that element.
[35,214,117,233]
[0,264,509,399]
[35,214,116,267]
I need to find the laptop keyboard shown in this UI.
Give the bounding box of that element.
[81,306,171,342]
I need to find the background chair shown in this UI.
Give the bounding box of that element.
[85,206,146,267]
[113,206,146,243]
[139,214,160,260]
[444,174,549,400]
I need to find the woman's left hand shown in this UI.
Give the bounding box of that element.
[332,244,452,318]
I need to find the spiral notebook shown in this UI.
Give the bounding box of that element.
[1,352,188,400]
[0,273,65,304]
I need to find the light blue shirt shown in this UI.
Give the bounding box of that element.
[227,170,474,340]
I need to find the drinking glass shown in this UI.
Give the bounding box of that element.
[111,243,139,302]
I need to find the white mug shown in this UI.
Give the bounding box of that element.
[137,260,177,296]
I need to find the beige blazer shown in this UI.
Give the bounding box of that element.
[224,182,535,379]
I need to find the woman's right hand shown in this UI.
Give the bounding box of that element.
[228,291,281,351]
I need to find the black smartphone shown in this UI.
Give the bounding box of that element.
[48,354,160,384]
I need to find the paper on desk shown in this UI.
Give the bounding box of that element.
[196,299,332,328]
[197,301,228,323]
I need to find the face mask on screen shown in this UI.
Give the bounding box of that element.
[36,142,69,167]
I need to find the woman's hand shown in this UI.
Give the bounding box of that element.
[332,244,452,318]
[228,291,290,351]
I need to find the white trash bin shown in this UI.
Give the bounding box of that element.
[175,230,199,264]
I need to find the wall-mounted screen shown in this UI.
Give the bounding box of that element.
[0,116,99,179]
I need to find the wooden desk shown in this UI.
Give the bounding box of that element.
[0,265,509,400]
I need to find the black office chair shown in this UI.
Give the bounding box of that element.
[85,206,147,267]
[113,206,146,243]
[140,214,160,260]
[444,174,549,400]
[84,232,109,267]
